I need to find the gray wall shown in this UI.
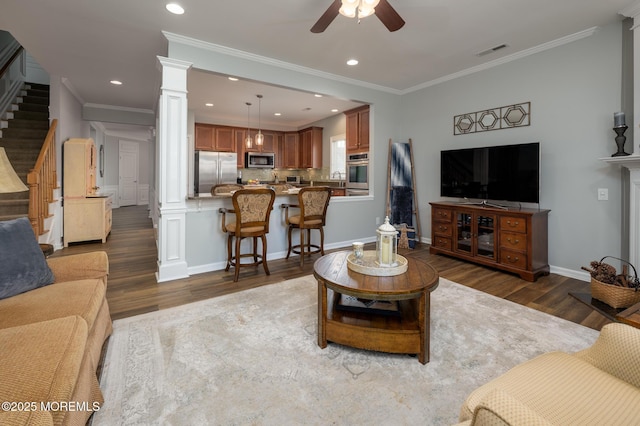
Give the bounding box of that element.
[399,22,625,277]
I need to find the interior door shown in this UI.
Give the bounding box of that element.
[119,140,139,206]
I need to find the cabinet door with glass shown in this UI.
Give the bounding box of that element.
[454,211,497,261]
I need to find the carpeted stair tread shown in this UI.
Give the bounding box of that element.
[0,199,29,214]
[16,103,48,113]
[0,213,28,222]
[11,110,48,121]
[0,128,48,138]
[7,119,49,129]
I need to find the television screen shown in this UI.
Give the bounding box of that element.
[440,142,540,203]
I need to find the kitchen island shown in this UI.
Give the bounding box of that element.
[184,187,354,276]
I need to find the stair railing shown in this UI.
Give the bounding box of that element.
[27,119,57,236]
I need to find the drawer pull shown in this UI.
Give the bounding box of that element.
[507,237,520,244]
[506,220,519,227]
[439,226,448,231]
[506,255,519,262]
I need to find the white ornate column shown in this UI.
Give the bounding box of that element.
[156,57,192,282]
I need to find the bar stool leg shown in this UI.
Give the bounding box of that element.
[233,235,241,282]
[319,227,325,255]
[261,234,270,275]
[299,227,306,266]
[225,234,232,272]
[286,226,293,259]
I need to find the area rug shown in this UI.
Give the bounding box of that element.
[93,276,599,425]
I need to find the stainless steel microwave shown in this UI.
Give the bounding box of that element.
[245,152,275,168]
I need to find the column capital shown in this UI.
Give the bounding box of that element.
[621,2,640,25]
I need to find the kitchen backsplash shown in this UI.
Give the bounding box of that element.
[239,167,337,183]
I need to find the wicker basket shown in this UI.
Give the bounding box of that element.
[590,256,640,309]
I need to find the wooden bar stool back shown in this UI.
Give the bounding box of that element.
[219,188,276,281]
[282,186,331,266]
[211,183,243,195]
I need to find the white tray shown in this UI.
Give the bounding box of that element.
[346,250,408,276]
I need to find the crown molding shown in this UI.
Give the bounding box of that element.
[402,27,600,94]
[61,77,85,105]
[162,31,402,95]
[620,1,640,19]
[83,103,154,114]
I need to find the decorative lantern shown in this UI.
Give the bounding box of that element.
[376,216,398,267]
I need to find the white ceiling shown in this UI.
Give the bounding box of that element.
[0,0,634,132]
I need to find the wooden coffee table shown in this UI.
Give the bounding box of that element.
[314,251,439,364]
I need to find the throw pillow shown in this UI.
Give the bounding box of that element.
[0,217,55,299]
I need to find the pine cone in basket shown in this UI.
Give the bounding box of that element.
[581,260,617,285]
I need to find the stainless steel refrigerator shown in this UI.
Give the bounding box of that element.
[195,151,238,194]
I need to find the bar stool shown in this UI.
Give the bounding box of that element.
[281,186,331,266]
[211,183,243,195]
[219,188,276,281]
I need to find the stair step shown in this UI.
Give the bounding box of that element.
[25,83,50,91]
[0,213,29,222]
[1,138,48,148]
[23,89,49,100]
[0,128,48,138]
[12,110,48,121]
[0,199,29,215]
[5,119,49,130]
[17,103,48,113]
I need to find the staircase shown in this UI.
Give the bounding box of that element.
[0,82,50,222]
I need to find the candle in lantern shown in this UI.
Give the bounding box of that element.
[381,236,390,264]
[614,112,626,127]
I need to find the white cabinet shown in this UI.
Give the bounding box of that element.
[63,197,112,247]
[63,138,112,246]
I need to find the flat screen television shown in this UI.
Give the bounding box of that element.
[440,142,540,204]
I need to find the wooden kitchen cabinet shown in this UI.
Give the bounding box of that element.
[429,201,550,281]
[195,123,235,152]
[345,105,370,154]
[283,132,300,168]
[299,126,322,168]
[64,196,112,247]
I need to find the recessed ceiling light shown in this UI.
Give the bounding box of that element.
[228,77,239,81]
[314,94,323,98]
[274,112,281,116]
[205,103,213,107]
[166,3,184,15]
[331,109,339,113]
[347,59,359,66]
[110,80,123,85]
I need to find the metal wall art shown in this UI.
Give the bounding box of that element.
[454,102,530,135]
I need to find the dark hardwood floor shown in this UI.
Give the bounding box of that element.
[53,205,611,330]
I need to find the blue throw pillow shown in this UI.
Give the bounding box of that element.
[0,217,55,299]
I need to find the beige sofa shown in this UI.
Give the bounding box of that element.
[0,251,112,426]
[458,322,640,425]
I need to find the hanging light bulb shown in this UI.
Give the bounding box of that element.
[255,94,264,146]
[339,0,379,19]
[358,0,379,18]
[245,102,252,149]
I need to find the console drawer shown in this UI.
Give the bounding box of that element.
[500,250,527,269]
[500,231,527,251]
[433,208,452,223]
[432,237,452,251]
[433,222,452,237]
[500,216,526,233]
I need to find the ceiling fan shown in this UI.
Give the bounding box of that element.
[311,0,405,33]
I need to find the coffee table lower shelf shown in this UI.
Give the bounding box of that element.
[321,289,426,363]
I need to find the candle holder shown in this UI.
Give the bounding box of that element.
[612,126,630,157]
[376,216,398,267]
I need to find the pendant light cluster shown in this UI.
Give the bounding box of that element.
[244,95,265,149]
[245,102,252,149]
[255,94,264,146]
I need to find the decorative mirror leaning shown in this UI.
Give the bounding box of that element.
[454,101,531,135]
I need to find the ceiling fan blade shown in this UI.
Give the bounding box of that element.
[375,0,405,32]
[311,0,342,33]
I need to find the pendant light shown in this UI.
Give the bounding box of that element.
[245,102,252,149]
[255,94,264,146]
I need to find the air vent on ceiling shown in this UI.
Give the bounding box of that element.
[476,44,508,57]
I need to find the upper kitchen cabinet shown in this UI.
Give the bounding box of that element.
[282,132,300,168]
[299,126,323,169]
[245,131,277,153]
[195,123,235,152]
[345,105,370,154]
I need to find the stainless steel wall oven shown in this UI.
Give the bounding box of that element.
[346,152,369,193]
